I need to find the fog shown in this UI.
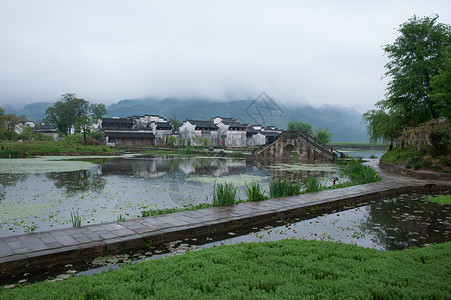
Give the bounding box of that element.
[1,0,450,112]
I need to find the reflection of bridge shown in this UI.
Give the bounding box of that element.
[254,131,345,163]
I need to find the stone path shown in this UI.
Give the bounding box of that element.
[0,160,449,277]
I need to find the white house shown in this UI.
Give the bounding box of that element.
[214,117,248,147]
[179,120,219,146]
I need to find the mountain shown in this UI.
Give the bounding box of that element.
[5,98,368,142]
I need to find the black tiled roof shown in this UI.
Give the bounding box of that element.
[155,122,173,130]
[187,120,218,130]
[102,118,133,124]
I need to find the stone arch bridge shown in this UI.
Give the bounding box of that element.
[254,131,344,163]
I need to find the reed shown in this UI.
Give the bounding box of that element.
[244,180,267,202]
[212,182,238,206]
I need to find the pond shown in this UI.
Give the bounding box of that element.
[0,155,343,237]
[5,191,448,285]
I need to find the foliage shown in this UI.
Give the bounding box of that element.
[167,136,184,147]
[343,159,380,184]
[244,181,267,202]
[0,141,116,157]
[429,46,451,119]
[396,119,450,155]
[287,121,313,133]
[426,195,451,204]
[169,117,181,133]
[313,127,333,144]
[212,182,238,206]
[364,15,451,143]
[184,147,193,155]
[381,146,451,173]
[269,179,301,198]
[44,94,107,145]
[70,211,81,228]
[303,175,325,193]
[1,240,449,299]
[190,136,210,147]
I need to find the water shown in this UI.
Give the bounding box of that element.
[0,155,342,237]
[5,191,448,286]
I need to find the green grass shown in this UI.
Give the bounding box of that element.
[269,180,301,198]
[342,159,380,184]
[426,195,451,204]
[244,181,267,202]
[212,183,238,206]
[381,146,451,173]
[0,141,116,157]
[1,240,449,299]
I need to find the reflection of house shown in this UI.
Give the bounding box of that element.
[214,117,248,147]
[179,120,219,146]
[34,124,58,140]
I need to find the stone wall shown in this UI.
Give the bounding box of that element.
[379,160,451,180]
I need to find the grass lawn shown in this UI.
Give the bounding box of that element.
[426,195,451,204]
[1,240,449,299]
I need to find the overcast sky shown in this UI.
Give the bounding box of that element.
[1,0,450,112]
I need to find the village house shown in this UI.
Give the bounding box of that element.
[179,120,219,146]
[102,117,155,146]
[34,124,59,140]
[214,117,248,147]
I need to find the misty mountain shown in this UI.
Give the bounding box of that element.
[5,98,368,142]
[107,98,368,142]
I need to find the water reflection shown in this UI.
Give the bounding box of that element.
[46,169,106,195]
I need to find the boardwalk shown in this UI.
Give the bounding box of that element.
[0,160,449,277]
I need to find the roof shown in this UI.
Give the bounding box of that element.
[261,131,281,137]
[186,120,218,130]
[105,131,155,138]
[102,118,133,124]
[155,122,173,130]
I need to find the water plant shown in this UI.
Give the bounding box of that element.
[184,147,193,155]
[70,211,82,228]
[117,214,126,222]
[212,182,238,206]
[244,180,267,202]
[303,175,325,193]
[343,159,380,184]
[269,179,301,198]
[141,203,212,217]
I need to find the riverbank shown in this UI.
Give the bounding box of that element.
[0,141,118,158]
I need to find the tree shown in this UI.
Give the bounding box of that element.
[429,46,451,119]
[44,94,108,145]
[313,127,333,144]
[287,121,313,133]
[364,15,451,141]
[381,15,451,124]
[363,109,402,148]
[169,117,181,133]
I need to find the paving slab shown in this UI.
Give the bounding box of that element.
[0,159,449,278]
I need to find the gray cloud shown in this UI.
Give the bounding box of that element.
[1,0,450,112]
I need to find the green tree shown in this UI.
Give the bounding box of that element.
[313,127,333,144]
[169,117,181,133]
[380,15,451,125]
[429,46,451,119]
[364,15,451,141]
[363,110,402,148]
[287,121,313,133]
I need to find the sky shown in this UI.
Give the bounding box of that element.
[1,0,450,112]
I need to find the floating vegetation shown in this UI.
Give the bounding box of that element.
[186,174,267,185]
[267,163,339,172]
[0,157,98,174]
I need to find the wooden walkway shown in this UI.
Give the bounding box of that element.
[0,160,449,278]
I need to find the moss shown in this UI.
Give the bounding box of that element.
[426,195,451,204]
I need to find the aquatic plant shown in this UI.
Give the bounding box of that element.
[184,147,193,155]
[303,175,325,193]
[70,211,82,228]
[212,182,238,206]
[343,159,380,184]
[269,179,301,198]
[244,181,267,202]
[117,214,126,222]
[426,195,451,204]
